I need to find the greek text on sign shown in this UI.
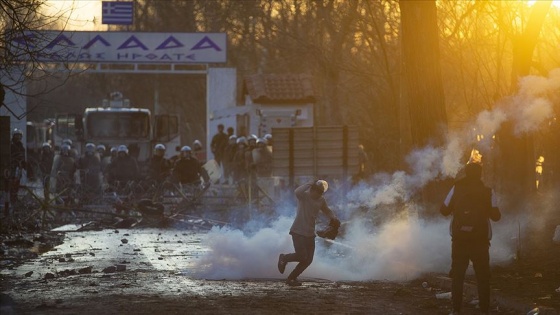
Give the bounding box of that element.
[10,31,227,64]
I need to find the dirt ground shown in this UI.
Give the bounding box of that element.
[0,270,525,315]
[1,189,559,315]
[0,223,558,315]
[489,211,560,313]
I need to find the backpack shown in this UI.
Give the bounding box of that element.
[450,179,492,242]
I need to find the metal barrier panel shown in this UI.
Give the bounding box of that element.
[272,126,359,178]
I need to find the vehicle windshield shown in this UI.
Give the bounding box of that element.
[86,112,150,139]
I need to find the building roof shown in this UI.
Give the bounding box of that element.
[243,73,315,104]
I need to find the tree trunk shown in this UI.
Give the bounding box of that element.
[498,0,552,212]
[399,0,448,149]
[399,0,449,212]
[510,1,552,88]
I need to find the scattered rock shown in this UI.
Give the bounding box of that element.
[24,271,33,277]
[78,266,92,274]
[114,230,119,234]
[58,258,66,262]
[116,264,126,272]
[158,257,164,260]
[65,254,72,258]
[44,273,55,280]
[123,233,130,236]
[121,239,128,244]
[89,252,95,256]
[133,248,141,252]
[103,266,116,273]
[59,270,71,277]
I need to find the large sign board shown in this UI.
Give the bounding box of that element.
[9,31,227,64]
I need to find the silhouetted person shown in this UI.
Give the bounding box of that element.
[277,180,339,286]
[440,163,501,315]
[211,124,228,166]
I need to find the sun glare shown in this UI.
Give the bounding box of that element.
[45,0,105,30]
[527,0,560,8]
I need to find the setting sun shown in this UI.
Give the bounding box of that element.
[528,0,560,8]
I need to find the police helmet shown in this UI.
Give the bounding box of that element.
[117,145,128,154]
[236,136,248,146]
[229,135,237,141]
[154,143,166,151]
[181,146,192,152]
[248,134,258,142]
[110,146,118,153]
[62,139,73,146]
[96,144,106,152]
[12,128,23,136]
[192,140,202,150]
[61,144,71,154]
[256,138,266,146]
[42,142,51,149]
[85,143,96,153]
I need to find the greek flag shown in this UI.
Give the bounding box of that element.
[102,1,134,25]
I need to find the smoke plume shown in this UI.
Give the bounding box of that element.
[191,69,559,281]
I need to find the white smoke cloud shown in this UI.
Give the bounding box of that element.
[441,133,465,178]
[474,108,507,139]
[518,68,560,97]
[192,215,511,281]
[349,171,408,208]
[512,97,554,134]
[194,216,294,280]
[191,69,559,282]
[510,69,559,134]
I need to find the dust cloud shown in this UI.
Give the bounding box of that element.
[191,69,559,281]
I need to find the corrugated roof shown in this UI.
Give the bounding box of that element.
[243,73,315,104]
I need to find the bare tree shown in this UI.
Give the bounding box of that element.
[1,0,73,116]
[497,0,553,210]
[0,0,71,93]
[399,0,448,149]
[23,0,559,181]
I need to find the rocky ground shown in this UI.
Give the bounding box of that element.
[0,221,558,315]
[490,214,560,314]
[0,186,558,315]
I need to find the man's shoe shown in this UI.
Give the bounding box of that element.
[277,254,287,274]
[285,278,302,287]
